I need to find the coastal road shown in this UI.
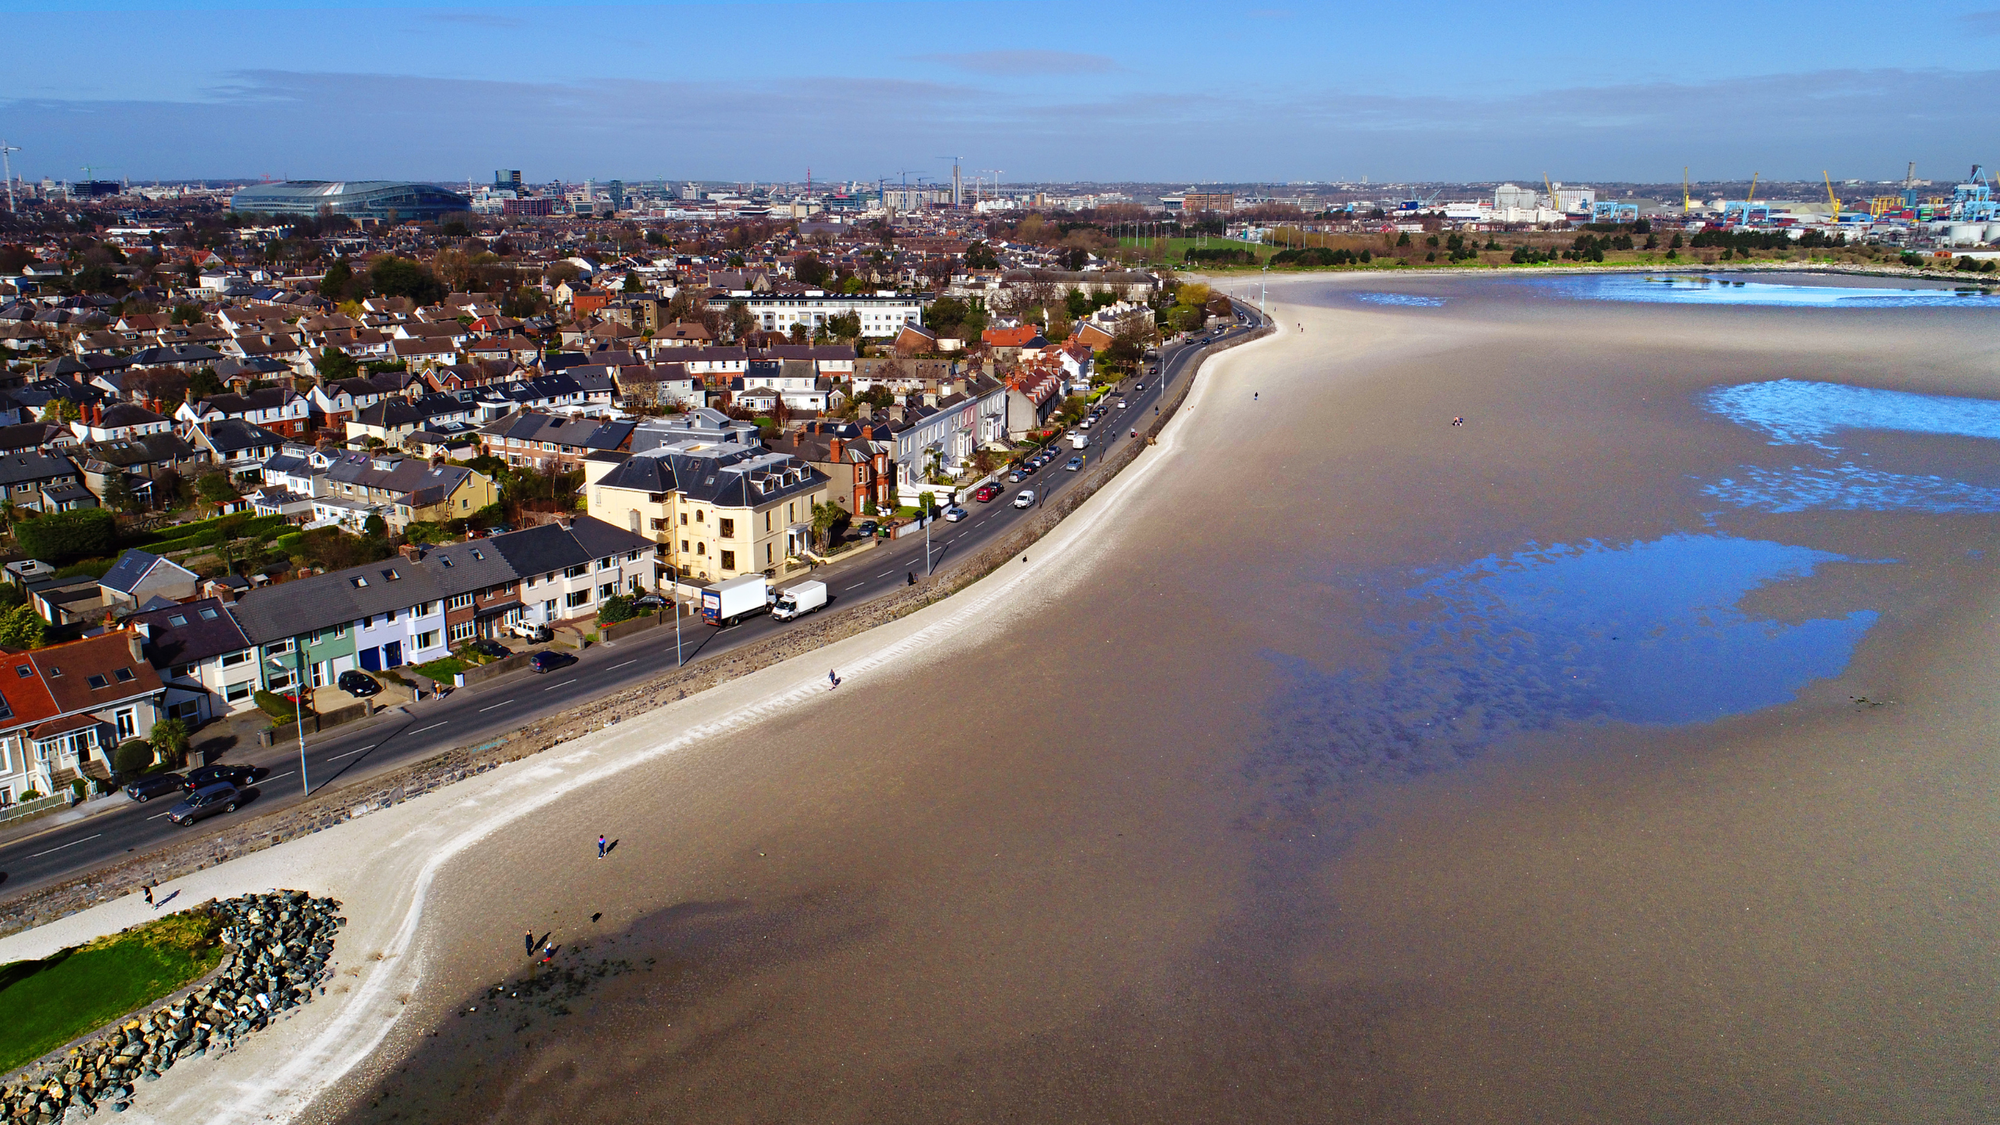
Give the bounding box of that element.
[0,303,1267,902]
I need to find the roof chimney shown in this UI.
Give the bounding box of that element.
[126,627,144,665]
[829,436,844,462]
[399,542,425,562]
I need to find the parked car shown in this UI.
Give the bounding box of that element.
[337,670,382,698]
[530,650,576,674]
[854,519,879,539]
[629,594,666,613]
[943,505,968,522]
[167,782,243,827]
[1013,490,1036,508]
[123,772,186,802]
[462,638,509,659]
[1065,456,1084,471]
[973,483,1002,503]
[506,621,553,643]
[183,764,258,792]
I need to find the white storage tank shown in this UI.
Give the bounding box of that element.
[1983,221,2000,244]
[1949,223,1985,246]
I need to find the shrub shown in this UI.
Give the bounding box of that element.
[112,738,155,777]
[0,604,46,649]
[16,508,117,564]
[255,689,313,721]
[597,594,635,624]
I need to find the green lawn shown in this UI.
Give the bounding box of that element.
[411,656,467,682]
[0,909,223,1073]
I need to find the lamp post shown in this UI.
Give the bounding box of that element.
[272,639,309,797]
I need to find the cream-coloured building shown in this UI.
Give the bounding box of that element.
[585,429,829,585]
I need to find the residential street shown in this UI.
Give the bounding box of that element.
[0,304,1263,903]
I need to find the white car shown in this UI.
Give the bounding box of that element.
[1117,399,1127,408]
[1013,490,1035,508]
[944,505,968,522]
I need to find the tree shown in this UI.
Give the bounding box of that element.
[38,399,81,424]
[827,312,861,340]
[187,367,223,399]
[363,513,387,538]
[811,501,846,551]
[0,603,46,649]
[369,256,446,304]
[622,272,643,293]
[16,508,117,564]
[316,346,358,382]
[794,253,830,287]
[916,491,936,516]
[965,240,999,269]
[101,472,138,513]
[196,471,239,509]
[726,300,755,343]
[321,258,354,302]
[150,717,190,769]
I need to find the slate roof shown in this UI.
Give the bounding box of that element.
[197,418,287,456]
[0,452,78,486]
[132,597,251,666]
[477,411,634,452]
[98,549,177,596]
[85,432,198,468]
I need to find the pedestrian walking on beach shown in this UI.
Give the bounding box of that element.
[525,931,535,955]
[597,834,607,858]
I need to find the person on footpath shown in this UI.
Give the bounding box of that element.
[597,834,607,858]
[143,884,154,909]
[828,669,841,690]
[525,931,536,955]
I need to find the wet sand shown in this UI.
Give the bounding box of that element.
[41,274,1993,1125]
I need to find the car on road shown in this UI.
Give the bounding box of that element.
[462,638,510,659]
[123,772,186,802]
[530,650,576,674]
[1013,490,1035,508]
[337,670,382,698]
[973,483,1002,503]
[1007,470,1024,483]
[1064,456,1084,471]
[183,764,258,792]
[167,782,244,827]
[1117,399,1127,408]
[943,505,968,522]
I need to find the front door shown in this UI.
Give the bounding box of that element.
[383,640,403,668]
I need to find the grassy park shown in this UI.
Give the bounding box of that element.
[0,908,223,1074]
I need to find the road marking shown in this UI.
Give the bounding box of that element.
[406,722,447,735]
[846,583,865,591]
[328,744,377,760]
[876,571,894,578]
[477,700,513,712]
[541,679,577,691]
[28,833,102,857]
[147,810,173,820]
[609,659,636,669]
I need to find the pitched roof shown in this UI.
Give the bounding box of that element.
[27,631,163,715]
[132,597,251,665]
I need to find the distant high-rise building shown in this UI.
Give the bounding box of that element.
[495,170,522,189]
[607,180,624,211]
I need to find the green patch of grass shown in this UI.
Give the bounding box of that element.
[411,656,466,682]
[0,908,223,1074]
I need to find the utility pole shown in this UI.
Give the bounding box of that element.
[0,141,17,213]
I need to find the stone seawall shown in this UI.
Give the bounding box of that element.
[0,324,1271,941]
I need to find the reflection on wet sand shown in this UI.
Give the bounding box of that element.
[321,277,2000,1125]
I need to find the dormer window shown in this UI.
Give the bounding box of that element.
[87,674,108,689]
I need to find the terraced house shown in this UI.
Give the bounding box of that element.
[0,630,166,806]
[225,517,653,688]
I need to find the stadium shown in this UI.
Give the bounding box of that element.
[229,180,471,222]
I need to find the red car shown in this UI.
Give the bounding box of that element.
[973,483,1003,503]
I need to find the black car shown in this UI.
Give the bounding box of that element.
[463,638,510,659]
[338,670,383,698]
[123,772,186,802]
[183,764,258,792]
[167,782,243,827]
[530,650,576,673]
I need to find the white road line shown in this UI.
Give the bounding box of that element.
[406,722,447,735]
[876,571,894,578]
[328,745,377,760]
[845,583,865,591]
[477,700,513,712]
[609,659,636,669]
[541,679,577,691]
[29,833,102,857]
[147,810,174,820]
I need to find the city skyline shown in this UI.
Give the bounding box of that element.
[6,0,2000,185]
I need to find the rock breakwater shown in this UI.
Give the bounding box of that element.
[0,890,343,1120]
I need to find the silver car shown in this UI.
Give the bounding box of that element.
[167,782,242,827]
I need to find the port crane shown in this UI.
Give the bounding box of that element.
[1823,171,1841,224]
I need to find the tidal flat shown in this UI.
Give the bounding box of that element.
[320,273,2000,1125]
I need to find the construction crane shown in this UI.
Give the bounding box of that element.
[1746,171,1759,204]
[1823,171,1840,224]
[1682,167,1692,215]
[1542,173,1559,214]
[0,140,17,214]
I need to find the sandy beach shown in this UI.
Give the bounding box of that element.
[8,271,1999,1124]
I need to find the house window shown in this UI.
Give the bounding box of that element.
[765,511,771,533]
[87,674,108,689]
[720,550,736,570]
[599,583,616,601]
[598,556,614,570]
[115,708,135,739]
[564,563,589,578]
[225,681,253,703]
[221,649,251,668]
[565,590,590,608]
[680,513,687,525]
[695,542,705,556]
[448,593,474,610]
[695,510,705,523]
[449,620,475,642]
[417,630,440,649]
[718,519,734,538]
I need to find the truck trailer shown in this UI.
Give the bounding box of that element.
[701,574,771,625]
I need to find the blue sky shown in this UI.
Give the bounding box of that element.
[7,0,2000,186]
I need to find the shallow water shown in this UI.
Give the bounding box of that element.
[328,278,2000,1125]
[1534,271,1998,307]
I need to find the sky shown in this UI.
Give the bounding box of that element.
[6,0,2000,187]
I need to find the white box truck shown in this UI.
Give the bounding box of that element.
[1069,431,1090,450]
[770,580,828,622]
[701,574,771,626]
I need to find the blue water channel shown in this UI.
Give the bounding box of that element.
[1702,379,2000,513]
[1259,534,1877,800]
[1534,273,1998,307]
